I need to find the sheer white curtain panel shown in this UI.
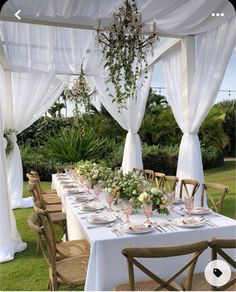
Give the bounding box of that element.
[0,21,93,74]
[2,71,68,209]
[88,65,153,173]
[163,16,236,205]
[0,67,27,263]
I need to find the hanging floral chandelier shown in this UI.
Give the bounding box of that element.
[96,0,159,109]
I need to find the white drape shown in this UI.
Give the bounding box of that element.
[88,65,153,173]
[1,71,68,209]
[0,67,27,263]
[2,0,234,37]
[163,16,236,205]
[0,21,93,74]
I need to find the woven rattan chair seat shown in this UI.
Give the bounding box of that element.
[46,204,62,213]
[50,212,66,222]
[43,196,61,205]
[56,255,89,286]
[182,272,236,291]
[56,239,90,258]
[113,279,182,291]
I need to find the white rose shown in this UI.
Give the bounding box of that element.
[132,190,137,195]
[151,187,158,194]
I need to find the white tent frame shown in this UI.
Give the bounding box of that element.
[0,0,235,264]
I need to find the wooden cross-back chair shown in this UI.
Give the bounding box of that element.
[201,183,229,214]
[33,201,90,259]
[28,182,62,213]
[162,175,179,193]
[154,172,165,188]
[179,179,200,198]
[113,241,208,291]
[30,170,57,194]
[133,168,144,177]
[28,212,89,291]
[27,174,61,207]
[183,239,236,291]
[210,239,236,291]
[143,169,154,181]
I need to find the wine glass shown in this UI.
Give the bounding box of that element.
[143,201,153,224]
[106,192,114,211]
[184,197,194,217]
[166,191,175,212]
[94,184,102,201]
[123,200,133,224]
[83,179,92,194]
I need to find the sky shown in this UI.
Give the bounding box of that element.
[150,46,236,103]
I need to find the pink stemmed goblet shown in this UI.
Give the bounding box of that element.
[94,184,102,201]
[123,200,133,224]
[106,192,114,211]
[143,201,153,224]
[184,197,194,217]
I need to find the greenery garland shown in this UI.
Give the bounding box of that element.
[64,64,97,121]
[97,0,158,109]
[4,129,17,156]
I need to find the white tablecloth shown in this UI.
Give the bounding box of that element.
[52,174,236,291]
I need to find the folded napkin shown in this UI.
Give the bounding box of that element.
[182,218,201,225]
[89,214,108,222]
[128,223,149,231]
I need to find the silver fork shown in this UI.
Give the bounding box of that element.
[111,227,121,237]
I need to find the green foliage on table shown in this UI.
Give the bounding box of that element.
[76,160,112,186]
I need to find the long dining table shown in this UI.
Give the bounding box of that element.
[52,174,236,291]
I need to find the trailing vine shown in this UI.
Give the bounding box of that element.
[64,63,97,125]
[97,0,158,109]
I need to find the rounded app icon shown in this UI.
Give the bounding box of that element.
[204,260,232,287]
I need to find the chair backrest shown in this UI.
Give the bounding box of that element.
[28,211,58,287]
[33,201,58,253]
[209,239,236,291]
[28,182,42,202]
[154,172,165,188]
[201,183,229,214]
[122,241,208,291]
[162,175,179,193]
[27,173,44,197]
[133,167,144,177]
[143,169,154,181]
[179,179,200,198]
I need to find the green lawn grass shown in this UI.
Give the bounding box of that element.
[0,162,235,291]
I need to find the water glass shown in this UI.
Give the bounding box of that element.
[94,184,102,201]
[143,201,153,224]
[184,197,194,216]
[106,192,114,211]
[123,200,133,224]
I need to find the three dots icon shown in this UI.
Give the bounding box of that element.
[212,13,224,17]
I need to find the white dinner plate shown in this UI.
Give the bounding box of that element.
[172,217,206,228]
[122,223,155,234]
[86,213,116,224]
[172,198,184,204]
[79,202,105,211]
[188,207,212,215]
[74,194,95,202]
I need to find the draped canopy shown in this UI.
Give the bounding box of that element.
[0,0,235,263]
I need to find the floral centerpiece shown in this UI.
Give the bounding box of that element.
[76,160,112,187]
[104,170,169,214]
[138,187,169,215]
